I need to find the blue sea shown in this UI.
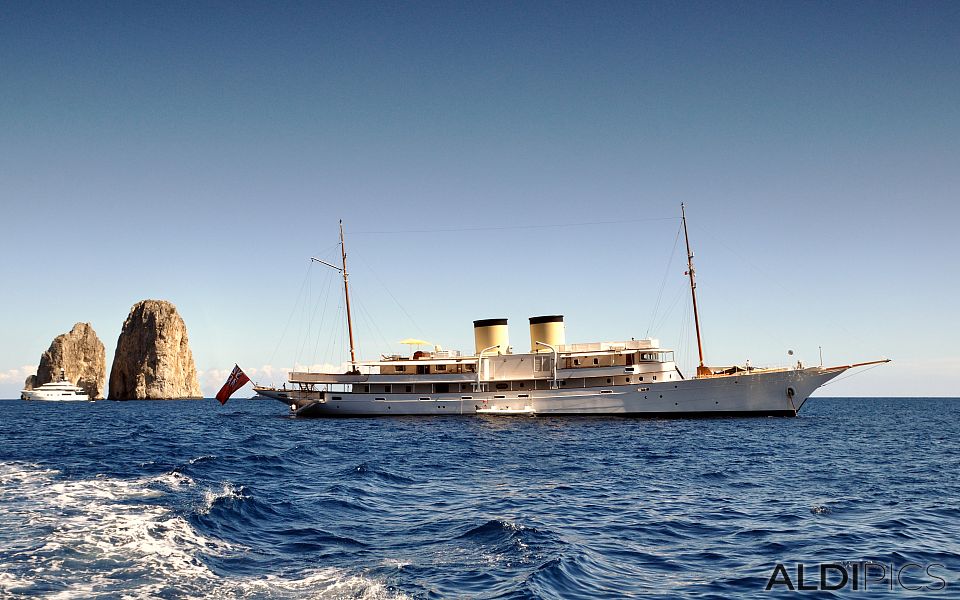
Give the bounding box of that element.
[0,398,957,599]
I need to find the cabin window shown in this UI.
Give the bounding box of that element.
[495,383,509,390]
[574,359,581,366]
[518,381,525,388]
[384,384,392,393]
[405,385,412,393]
[394,365,406,372]
[436,364,447,371]
[626,377,631,383]
[593,358,599,365]
[434,383,449,393]
[465,364,476,373]
[362,385,369,392]
[560,380,566,386]
[652,376,657,381]
[606,378,612,384]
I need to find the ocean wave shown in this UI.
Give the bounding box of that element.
[0,462,406,599]
[347,463,418,485]
[200,481,249,515]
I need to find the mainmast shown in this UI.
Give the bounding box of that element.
[681,203,709,377]
[339,220,358,372]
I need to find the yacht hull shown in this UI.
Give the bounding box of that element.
[284,367,843,417]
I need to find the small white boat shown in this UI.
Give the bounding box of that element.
[21,370,90,402]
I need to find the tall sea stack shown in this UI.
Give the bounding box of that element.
[108,300,203,400]
[33,322,107,399]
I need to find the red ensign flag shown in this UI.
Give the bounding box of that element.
[216,365,250,405]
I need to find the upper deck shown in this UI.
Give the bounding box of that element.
[288,338,676,385]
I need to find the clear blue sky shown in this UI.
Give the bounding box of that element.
[1,1,957,397]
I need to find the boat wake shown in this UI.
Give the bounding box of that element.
[0,461,407,599]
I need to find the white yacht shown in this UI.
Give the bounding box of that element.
[21,370,90,402]
[262,209,887,417]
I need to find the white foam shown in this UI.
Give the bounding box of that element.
[233,567,411,599]
[199,481,246,515]
[0,462,409,599]
[151,470,196,490]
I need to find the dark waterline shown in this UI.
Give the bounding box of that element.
[1,398,958,598]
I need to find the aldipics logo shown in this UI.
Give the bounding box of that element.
[764,562,948,592]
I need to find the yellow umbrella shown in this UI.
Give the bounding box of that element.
[398,338,432,346]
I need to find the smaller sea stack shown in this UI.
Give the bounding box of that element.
[33,322,107,399]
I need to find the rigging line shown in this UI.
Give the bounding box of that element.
[352,249,426,339]
[698,228,876,354]
[819,363,886,388]
[310,267,336,367]
[323,300,345,371]
[295,270,318,368]
[651,286,686,337]
[353,294,395,358]
[679,293,693,373]
[269,261,313,368]
[646,223,684,338]
[352,216,679,235]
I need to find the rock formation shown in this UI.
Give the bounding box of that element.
[34,322,107,399]
[108,300,203,400]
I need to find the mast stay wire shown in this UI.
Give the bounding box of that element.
[351,216,679,235]
[646,223,684,338]
[698,228,877,358]
[322,300,345,372]
[819,362,886,388]
[284,242,342,372]
[352,249,426,340]
[294,270,314,370]
[267,260,313,376]
[353,293,397,360]
[650,286,687,339]
[309,266,337,369]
